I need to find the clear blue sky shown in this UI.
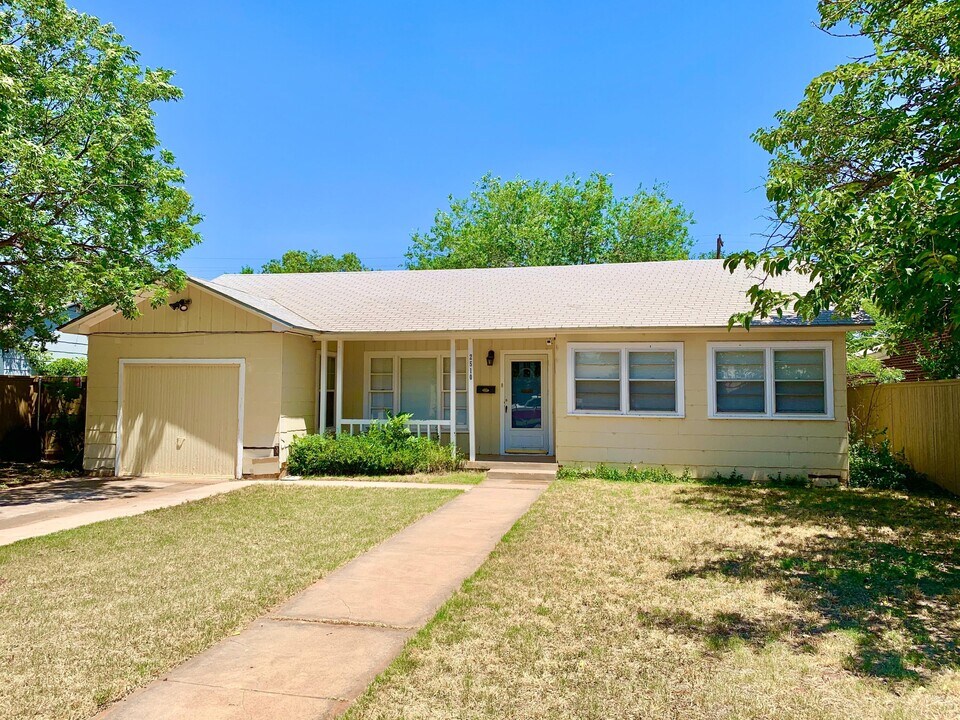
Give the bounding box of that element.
[75,1,857,277]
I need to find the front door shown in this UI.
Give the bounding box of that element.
[503,356,549,454]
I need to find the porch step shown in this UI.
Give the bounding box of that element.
[464,458,557,472]
[486,468,557,483]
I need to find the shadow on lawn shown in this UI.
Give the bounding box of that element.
[668,484,960,684]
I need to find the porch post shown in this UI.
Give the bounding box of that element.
[449,338,457,457]
[335,340,344,435]
[467,338,476,461]
[319,339,328,434]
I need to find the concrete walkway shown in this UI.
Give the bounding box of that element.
[98,476,548,719]
[0,477,473,547]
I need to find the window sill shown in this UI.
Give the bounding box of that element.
[708,413,835,421]
[568,411,685,419]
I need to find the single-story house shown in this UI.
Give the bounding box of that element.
[61,259,868,480]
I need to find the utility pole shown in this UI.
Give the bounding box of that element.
[715,234,724,259]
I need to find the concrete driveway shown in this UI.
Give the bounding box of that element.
[0,476,239,546]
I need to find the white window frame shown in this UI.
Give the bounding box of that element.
[567,342,684,418]
[363,351,468,430]
[707,340,834,420]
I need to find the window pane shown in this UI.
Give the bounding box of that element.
[442,391,468,424]
[400,357,438,419]
[716,381,765,413]
[370,374,393,391]
[715,351,764,380]
[326,358,336,385]
[775,381,826,414]
[370,357,393,374]
[575,379,620,411]
[575,351,620,380]
[325,390,335,429]
[629,352,676,380]
[774,350,825,381]
[369,392,394,418]
[629,380,676,412]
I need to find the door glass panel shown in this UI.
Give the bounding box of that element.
[511,361,542,429]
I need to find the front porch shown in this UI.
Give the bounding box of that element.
[315,336,556,462]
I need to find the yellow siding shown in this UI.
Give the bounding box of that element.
[279,333,317,462]
[554,330,849,479]
[120,364,239,477]
[849,380,960,494]
[82,285,284,475]
[95,287,275,334]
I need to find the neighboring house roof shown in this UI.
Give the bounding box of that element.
[63,260,872,336]
[201,259,868,334]
[881,339,931,382]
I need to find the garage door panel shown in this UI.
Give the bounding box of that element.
[120,364,240,477]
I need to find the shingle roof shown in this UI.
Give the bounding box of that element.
[199,259,869,335]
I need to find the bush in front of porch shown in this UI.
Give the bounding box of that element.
[288,414,462,476]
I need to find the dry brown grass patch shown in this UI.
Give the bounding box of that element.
[346,480,960,720]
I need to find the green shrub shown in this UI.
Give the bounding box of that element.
[848,437,925,490]
[287,414,461,476]
[557,463,691,483]
[706,468,750,486]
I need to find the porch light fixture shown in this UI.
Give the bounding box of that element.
[486,350,495,366]
[168,298,191,312]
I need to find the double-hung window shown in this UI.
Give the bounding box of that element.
[708,342,833,419]
[568,343,683,417]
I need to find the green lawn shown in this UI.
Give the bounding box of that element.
[347,479,960,720]
[297,470,487,485]
[0,484,459,720]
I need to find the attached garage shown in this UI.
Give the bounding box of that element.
[117,359,244,478]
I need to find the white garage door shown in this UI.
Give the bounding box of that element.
[119,362,241,478]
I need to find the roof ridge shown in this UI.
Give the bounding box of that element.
[210,258,728,281]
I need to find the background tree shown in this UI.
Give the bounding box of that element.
[240,250,367,274]
[0,0,200,352]
[727,0,960,377]
[405,173,693,269]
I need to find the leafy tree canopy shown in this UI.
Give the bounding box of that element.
[0,0,200,352]
[34,354,86,376]
[728,0,960,351]
[405,172,693,269]
[240,250,368,274]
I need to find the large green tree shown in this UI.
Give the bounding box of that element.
[0,0,200,351]
[240,250,367,274]
[728,0,960,349]
[405,173,693,269]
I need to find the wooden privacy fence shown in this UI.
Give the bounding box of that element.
[0,375,87,464]
[848,379,960,495]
